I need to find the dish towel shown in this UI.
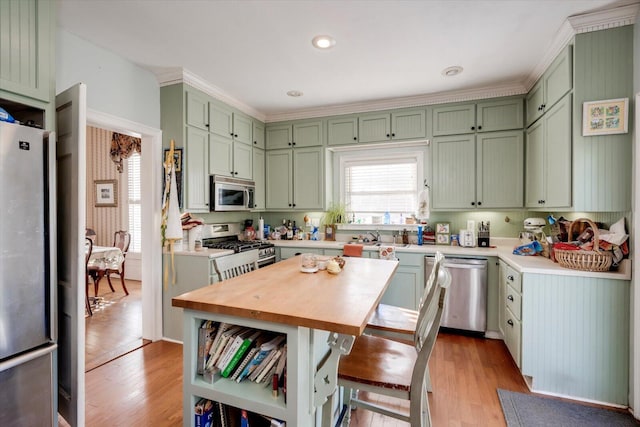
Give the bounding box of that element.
[416,187,430,220]
[343,244,363,257]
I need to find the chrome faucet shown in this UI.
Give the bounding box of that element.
[368,230,381,242]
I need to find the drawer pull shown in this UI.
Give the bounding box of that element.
[507,295,514,302]
[507,319,514,327]
[507,275,514,281]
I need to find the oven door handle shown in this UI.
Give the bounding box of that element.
[257,255,276,266]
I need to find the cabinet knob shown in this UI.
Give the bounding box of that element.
[507,295,514,302]
[478,125,482,130]
[205,123,210,127]
[542,104,546,109]
[254,141,257,144]
[471,201,475,206]
[353,137,357,140]
[507,275,514,281]
[289,203,292,207]
[391,133,395,137]
[477,201,482,206]
[292,203,296,207]
[292,142,296,146]
[230,132,234,136]
[471,126,475,130]
[507,319,514,327]
[386,134,390,138]
[234,134,238,138]
[288,142,292,146]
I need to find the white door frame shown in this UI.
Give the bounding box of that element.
[633,93,639,418]
[87,109,163,341]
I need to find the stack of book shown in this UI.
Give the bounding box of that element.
[197,321,287,392]
[195,398,286,427]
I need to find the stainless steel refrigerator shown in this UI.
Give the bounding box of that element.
[0,121,56,425]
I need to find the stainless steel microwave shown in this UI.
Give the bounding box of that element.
[209,175,255,211]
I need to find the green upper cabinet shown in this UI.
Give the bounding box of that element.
[432,134,476,209]
[526,45,572,127]
[161,84,262,211]
[252,121,265,149]
[476,131,524,208]
[477,99,524,133]
[185,126,210,212]
[293,120,324,147]
[265,146,324,210]
[233,113,253,146]
[252,148,265,210]
[358,109,425,143]
[266,123,292,149]
[433,130,523,210]
[265,149,293,209]
[525,94,572,209]
[266,120,324,149]
[0,0,53,103]
[185,90,210,130]
[327,116,359,146]
[208,132,252,180]
[432,104,476,136]
[209,102,233,139]
[432,99,523,136]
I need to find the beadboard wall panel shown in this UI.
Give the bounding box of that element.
[521,273,630,405]
[572,26,633,212]
[86,126,124,247]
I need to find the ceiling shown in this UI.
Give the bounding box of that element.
[57,0,634,121]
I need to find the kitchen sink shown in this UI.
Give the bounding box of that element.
[351,242,410,248]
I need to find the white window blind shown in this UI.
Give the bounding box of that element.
[344,157,418,214]
[127,153,141,253]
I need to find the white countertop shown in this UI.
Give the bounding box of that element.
[270,238,631,280]
[166,248,235,258]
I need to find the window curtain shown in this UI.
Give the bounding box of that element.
[110,132,141,173]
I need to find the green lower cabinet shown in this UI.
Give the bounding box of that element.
[521,273,629,405]
[372,252,423,310]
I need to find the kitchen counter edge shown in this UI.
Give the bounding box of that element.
[270,239,631,281]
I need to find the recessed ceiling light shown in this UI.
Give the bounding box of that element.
[442,66,463,77]
[287,90,304,97]
[312,35,336,49]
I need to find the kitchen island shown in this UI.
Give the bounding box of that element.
[172,256,399,426]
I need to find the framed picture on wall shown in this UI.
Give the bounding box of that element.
[582,98,629,136]
[95,179,118,207]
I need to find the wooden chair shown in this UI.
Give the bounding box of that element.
[365,254,448,340]
[102,230,131,296]
[338,252,451,427]
[85,238,94,316]
[213,249,259,281]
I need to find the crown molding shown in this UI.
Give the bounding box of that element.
[156,68,267,122]
[568,2,640,33]
[264,82,527,123]
[154,4,639,123]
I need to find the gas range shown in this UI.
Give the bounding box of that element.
[201,223,275,267]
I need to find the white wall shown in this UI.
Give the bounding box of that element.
[55,29,160,129]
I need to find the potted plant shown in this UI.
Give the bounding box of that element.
[321,202,347,241]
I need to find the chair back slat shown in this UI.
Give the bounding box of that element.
[85,237,93,266]
[214,250,259,282]
[113,230,131,254]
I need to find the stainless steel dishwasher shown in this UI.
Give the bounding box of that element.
[425,256,487,334]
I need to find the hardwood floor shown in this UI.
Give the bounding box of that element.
[85,278,147,372]
[83,333,529,426]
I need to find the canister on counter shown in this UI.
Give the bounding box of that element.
[451,234,459,246]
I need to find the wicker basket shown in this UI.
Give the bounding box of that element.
[554,218,612,272]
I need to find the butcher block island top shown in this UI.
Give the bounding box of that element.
[172,256,399,336]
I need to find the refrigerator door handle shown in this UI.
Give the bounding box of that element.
[0,343,57,373]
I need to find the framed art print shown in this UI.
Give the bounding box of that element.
[582,98,628,136]
[95,179,117,207]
